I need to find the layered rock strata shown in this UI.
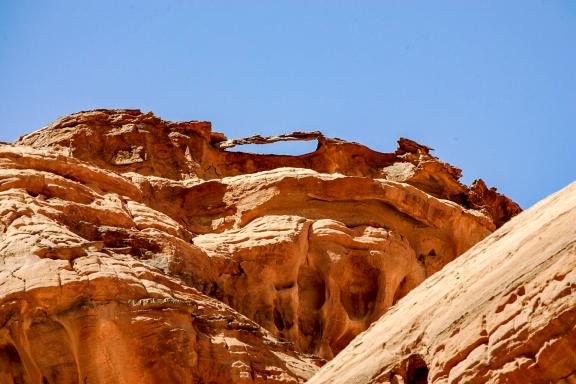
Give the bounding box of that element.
[0,147,322,384]
[0,109,520,382]
[308,181,576,384]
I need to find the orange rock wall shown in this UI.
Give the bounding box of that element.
[0,109,521,383]
[308,182,576,384]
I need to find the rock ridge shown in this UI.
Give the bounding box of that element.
[17,109,520,226]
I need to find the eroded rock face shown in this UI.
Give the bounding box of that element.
[308,181,576,384]
[0,109,520,382]
[189,169,497,359]
[0,180,322,384]
[17,109,520,226]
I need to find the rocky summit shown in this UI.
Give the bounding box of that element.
[6,108,571,384]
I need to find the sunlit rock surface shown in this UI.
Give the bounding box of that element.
[308,182,576,384]
[0,109,520,383]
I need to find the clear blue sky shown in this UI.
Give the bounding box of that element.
[1,1,575,208]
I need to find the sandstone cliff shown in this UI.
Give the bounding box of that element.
[308,181,576,384]
[0,109,520,383]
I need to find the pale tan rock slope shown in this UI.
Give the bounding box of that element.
[0,109,519,383]
[308,181,576,384]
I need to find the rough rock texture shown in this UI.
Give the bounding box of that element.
[18,109,520,225]
[0,109,520,383]
[308,181,576,384]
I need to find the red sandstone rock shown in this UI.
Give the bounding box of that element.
[0,146,322,383]
[17,109,520,226]
[0,109,521,382]
[308,181,576,384]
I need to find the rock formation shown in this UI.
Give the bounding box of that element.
[308,181,576,384]
[0,109,520,383]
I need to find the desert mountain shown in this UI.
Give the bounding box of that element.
[0,109,521,383]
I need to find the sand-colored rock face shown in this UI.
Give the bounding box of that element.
[308,181,576,384]
[0,180,322,384]
[190,170,496,359]
[0,109,520,383]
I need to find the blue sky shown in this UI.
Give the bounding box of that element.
[1,1,574,208]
